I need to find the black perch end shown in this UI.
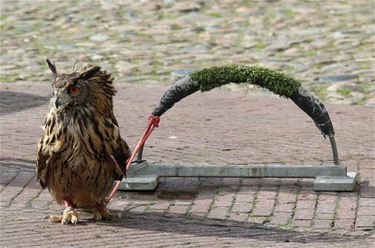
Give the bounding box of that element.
[290,86,335,137]
[290,86,339,165]
[149,65,339,165]
[151,76,200,116]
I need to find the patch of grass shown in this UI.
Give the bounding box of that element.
[234,32,244,48]
[193,26,205,33]
[209,12,222,18]
[171,23,183,30]
[161,12,179,19]
[336,88,352,96]
[305,49,317,57]
[311,86,328,96]
[0,75,15,83]
[281,8,295,18]
[360,81,374,94]
[34,41,48,53]
[255,41,267,50]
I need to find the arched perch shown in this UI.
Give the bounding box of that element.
[143,64,339,165]
[110,64,359,197]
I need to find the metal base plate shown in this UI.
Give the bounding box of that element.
[119,162,359,192]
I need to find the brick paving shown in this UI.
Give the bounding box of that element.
[1,0,374,246]
[0,83,374,247]
[1,0,374,107]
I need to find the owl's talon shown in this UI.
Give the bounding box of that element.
[93,207,119,221]
[71,215,78,225]
[49,214,63,223]
[52,207,79,225]
[105,212,119,221]
[93,211,102,221]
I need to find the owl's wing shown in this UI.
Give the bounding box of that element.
[36,138,51,189]
[111,137,131,180]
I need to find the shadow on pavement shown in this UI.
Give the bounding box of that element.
[0,91,48,115]
[0,158,35,171]
[0,158,36,188]
[97,211,365,244]
[0,159,369,244]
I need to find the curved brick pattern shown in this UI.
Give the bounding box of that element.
[1,85,374,246]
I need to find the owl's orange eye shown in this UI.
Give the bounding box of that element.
[68,85,80,95]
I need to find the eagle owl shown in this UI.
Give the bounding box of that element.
[36,59,131,224]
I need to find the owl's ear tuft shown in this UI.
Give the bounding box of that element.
[46,58,58,79]
[79,66,101,80]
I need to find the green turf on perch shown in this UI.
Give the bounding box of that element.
[190,64,301,97]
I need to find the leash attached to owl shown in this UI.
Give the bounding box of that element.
[38,61,338,224]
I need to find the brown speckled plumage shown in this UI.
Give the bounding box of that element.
[36,60,130,223]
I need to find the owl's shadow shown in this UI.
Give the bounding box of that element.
[0,91,48,115]
[88,177,358,244]
[92,210,360,244]
[91,177,362,244]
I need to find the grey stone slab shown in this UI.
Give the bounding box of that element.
[119,175,159,191]
[313,172,358,191]
[128,162,348,178]
[124,162,358,192]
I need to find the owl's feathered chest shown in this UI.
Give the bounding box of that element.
[42,106,119,166]
[36,101,128,206]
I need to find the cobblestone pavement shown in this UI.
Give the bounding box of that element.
[1,0,374,247]
[1,0,374,106]
[0,83,374,247]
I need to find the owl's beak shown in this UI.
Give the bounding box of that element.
[54,96,63,109]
